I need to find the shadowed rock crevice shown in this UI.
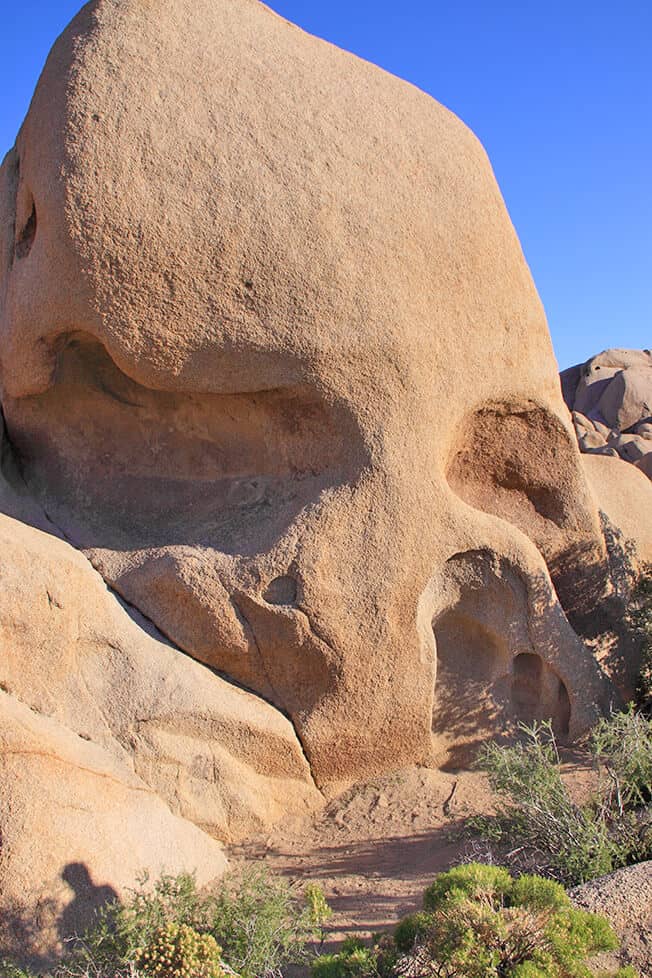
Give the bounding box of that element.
[3,332,364,555]
[511,651,570,735]
[15,197,37,260]
[446,402,574,536]
[432,550,576,768]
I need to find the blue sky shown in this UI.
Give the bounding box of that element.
[1,1,649,369]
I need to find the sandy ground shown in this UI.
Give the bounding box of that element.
[230,755,650,978]
[231,766,499,942]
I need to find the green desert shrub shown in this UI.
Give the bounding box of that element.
[591,706,652,808]
[473,716,652,885]
[134,922,225,978]
[625,563,652,711]
[311,937,391,978]
[397,863,614,976]
[205,866,331,978]
[2,868,331,978]
[474,723,617,884]
[312,864,634,978]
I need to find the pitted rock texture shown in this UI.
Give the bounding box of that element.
[0,0,644,956]
[561,349,652,480]
[0,463,320,960]
[571,862,652,976]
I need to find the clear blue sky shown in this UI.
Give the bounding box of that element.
[1,1,650,369]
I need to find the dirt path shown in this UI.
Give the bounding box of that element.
[230,767,495,942]
[230,755,649,974]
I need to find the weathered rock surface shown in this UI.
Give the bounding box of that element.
[581,455,652,565]
[562,349,652,480]
[0,691,228,961]
[571,861,652,976]
[0,0,648,957]
[0,465,320,957]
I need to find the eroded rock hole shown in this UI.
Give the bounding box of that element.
[447,403,572,537]
[15,198,36,260]
[432,609,512,766]
[432,550,574,765]
[263,575,297,606]
[511,652,570,737]
[446,401,609,628]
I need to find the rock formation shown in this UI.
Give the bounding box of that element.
[571,862,652,975]
[561,349,652,479]
[0,0,647,958]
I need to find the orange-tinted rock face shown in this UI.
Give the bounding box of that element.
[2,3,639,948]
[0,0,613,785]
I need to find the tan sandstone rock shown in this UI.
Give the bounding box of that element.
[0,502,321,840]
[0,691,228,961]
[0,0,644,950]
[597,366,652,432]
[0,466,321,955]
[562,349,652,421]
[581,455,652,565]
[0,0,614,785]
[579,429,607,451]
[635,453,652,479]
[609,432,649,463]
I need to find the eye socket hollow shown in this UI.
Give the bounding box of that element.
[15,198,37,260]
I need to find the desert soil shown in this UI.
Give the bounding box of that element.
[232,753,652,974]
[233,764,521,940]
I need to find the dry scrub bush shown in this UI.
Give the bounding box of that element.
[472,715,652,885]
[313,864,636,978]
[1,869,331,978]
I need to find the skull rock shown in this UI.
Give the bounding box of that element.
[0,0,614,788]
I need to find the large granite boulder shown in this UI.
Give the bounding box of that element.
[0,467,320,960]
[0,0,645,956]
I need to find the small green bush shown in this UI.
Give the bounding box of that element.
[411,864,619,977]
[592,706,652,808]
[311,943,379,978]
[206,866,331,978]
[475,723,618,883]
[422,862,512,910]
[312,936,396,978]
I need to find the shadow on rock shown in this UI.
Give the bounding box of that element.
[0,895,59,972]
[58,862,119,947]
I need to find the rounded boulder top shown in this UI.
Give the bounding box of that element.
[1,0,550,402]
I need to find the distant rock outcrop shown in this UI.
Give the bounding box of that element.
[561,349,652,479]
